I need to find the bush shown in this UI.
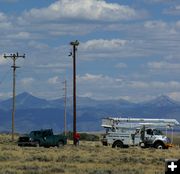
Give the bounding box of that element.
[80,133,99,141]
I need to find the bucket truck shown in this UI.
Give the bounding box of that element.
[101,117,180,149]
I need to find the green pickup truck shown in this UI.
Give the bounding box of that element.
[18,129,67,147]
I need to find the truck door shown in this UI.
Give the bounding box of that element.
[42,130,54,146]
[145,129,155,144]
[44,136,54,146]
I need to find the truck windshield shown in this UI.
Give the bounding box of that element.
[153,129,163,135]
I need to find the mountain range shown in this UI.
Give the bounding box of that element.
[0,92,180,133]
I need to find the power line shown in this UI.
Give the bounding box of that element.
[4,52,25,141]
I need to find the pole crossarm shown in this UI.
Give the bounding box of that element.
[4,52,25,60]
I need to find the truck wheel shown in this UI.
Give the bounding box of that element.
[112,141,123,148]
[57,141,64,147]
[155,142,165,149]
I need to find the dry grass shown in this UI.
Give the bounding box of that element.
[0,134,180,174]
[172,133,180,146]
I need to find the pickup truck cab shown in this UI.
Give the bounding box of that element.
[18,129,67,147]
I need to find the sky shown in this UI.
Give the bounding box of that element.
[0,0,180,102]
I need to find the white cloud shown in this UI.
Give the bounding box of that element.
[28,41,49,50]
[168,92,180,101]
[175,20,180,28]
[0,21,12,29]
[21,77,35,86]
[48,76,61,85]
[115,63,127,68]
[0,12,12,29]
[78,74,180,90]
[104,21,180,59]
[79,92,93,98]
[0,54,8,65]
[0,12,7,21]
[129,81,180,89]
[81,39,128,51]
[79,38,159,60]
[7,31,31,39]
[144,20,167,30]
[77,73,105,82]
[0,92,12,99]
[76,73,180,101]
[22,0,139,22]
[46,23,98,36]
[36,63,71,72]
[164,5,180,15]
[148,61,180,70]
[128,81,149,89]
[79,38,146,60]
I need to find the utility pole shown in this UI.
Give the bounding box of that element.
[70,40,79,145]
[4,52,25,141]
[63,79,67,136]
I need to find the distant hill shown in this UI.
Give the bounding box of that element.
[141,95,180,107]
[0,92,180,133]
[0,92,53,110]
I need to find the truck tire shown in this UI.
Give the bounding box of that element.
[57,141,64,147]
[112,141,123,148]
[154,142,165,149]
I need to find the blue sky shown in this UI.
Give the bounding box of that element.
[0,0,180,102]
